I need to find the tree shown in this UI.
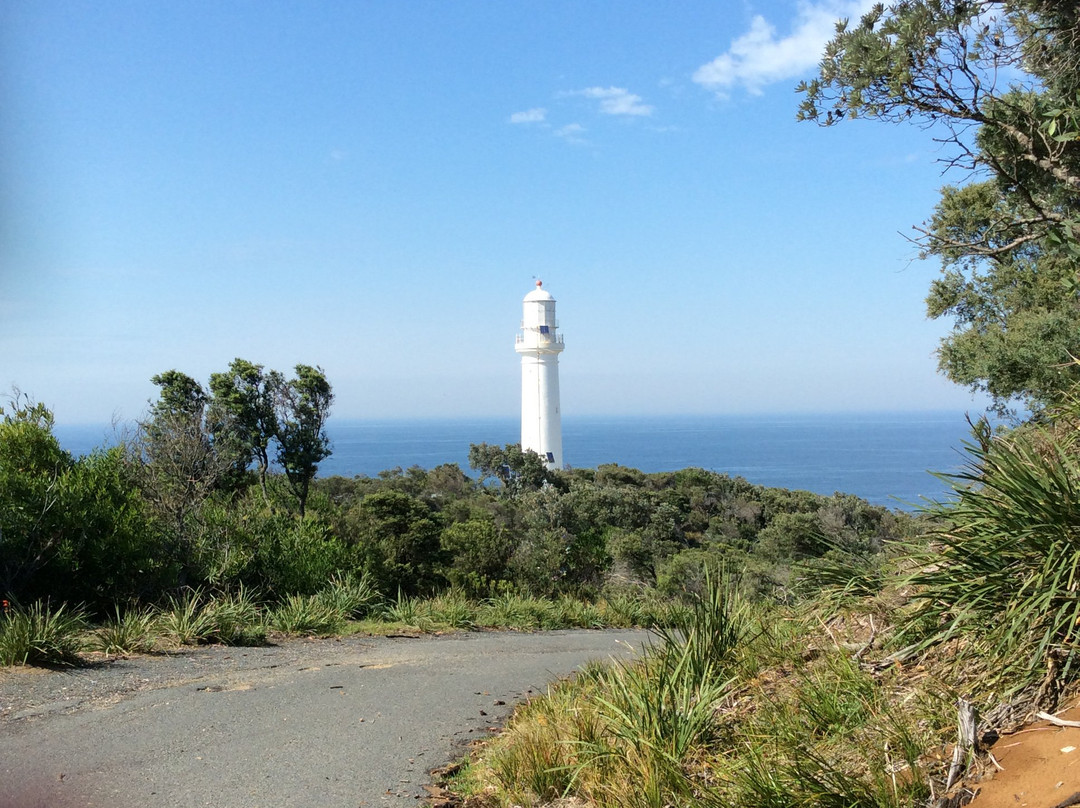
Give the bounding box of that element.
[799,0,1080,413]
[274,364,333,517]
[208,359,282,502]
[134,372,237,575]
[467,442,558,495]
[0,398,72,597]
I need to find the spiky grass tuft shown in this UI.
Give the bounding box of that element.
[0,601,87,666]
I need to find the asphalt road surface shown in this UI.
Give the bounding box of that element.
[0,630,650,808]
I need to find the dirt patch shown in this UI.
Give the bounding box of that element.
[968,704,1080,808]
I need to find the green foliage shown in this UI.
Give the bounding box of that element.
[93,606,157,656]
[157,586,268,647]
[440,518,512,597]
[456,575,750,807]
[0,400,74,597]
[925,182,1080,410]
[590,644,730,804]
[799,0,1080,412]
[421,590,476,629]
[315,571,380,619]
[249,516,354,597]
[202,586,267,645]
[274,364,334,517]
[134,378,239,577]
[0,601,87,666]
[731,651,935,808]
[353,490,445,596]
[467,442,559,494]
[650,571,749,684]
[904,408,1080,681]
[380,592,436,631]
[208,358,281,500]
[269,593,343,635]
[159,588,216,645]
[0,401,164,607]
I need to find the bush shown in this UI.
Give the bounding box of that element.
[905,414,1080,681]
[352,491,446,596]
[250,516,354,597]
[270,594,344,635]
[0,601,87,666]
[94,606,157,656]
[440,518,512,597]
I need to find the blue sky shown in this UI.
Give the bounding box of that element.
[2,1,990,424]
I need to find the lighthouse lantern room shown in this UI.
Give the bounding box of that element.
[514,281,565,470]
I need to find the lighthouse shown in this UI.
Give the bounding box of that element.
[515,280,565,469]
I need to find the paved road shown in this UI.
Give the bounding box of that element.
[0,630,650,808]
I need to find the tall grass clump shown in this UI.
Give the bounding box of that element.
[315,571,380,619]
[903,412,1080,685]
[456,575,749,807]
[94,605,157,656]
[423,591,477,629]
[0,601,87,666]
[381,593,435,631]
[650,571,749,683]
[203,586,266,645]
[270,593,344,635]
[158,588,216,645]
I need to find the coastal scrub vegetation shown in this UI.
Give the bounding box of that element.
[447,397,1080,807]
[0,369,910,625]
[445,2,1080,805]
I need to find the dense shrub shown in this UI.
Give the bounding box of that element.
[0,403,166,609]
[350,490,446,596]
[248,516,356,597]
[440,518,513,597]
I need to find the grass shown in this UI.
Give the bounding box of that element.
[316,571,380,619]
[0,601,88,666]
[93,605,157,656]
[269,594,344,635]
[902,419,1080,685]
[445,574,960,808]
[0,587,664,668]
[158,588,216,645]
[203,586,267,645]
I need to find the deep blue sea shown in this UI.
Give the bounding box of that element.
[53,412,980,510]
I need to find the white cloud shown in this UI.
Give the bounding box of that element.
[575,86,654,116]
[554,123,587,143]
[509,107,547,124]
[693,0,876,96]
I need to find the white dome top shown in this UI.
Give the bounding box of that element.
[524,280,554,302]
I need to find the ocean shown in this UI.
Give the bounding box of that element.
[53,412,979,510]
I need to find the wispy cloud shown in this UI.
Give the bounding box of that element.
[509,107,547,124]
[693,0,875,96]
[573,86,654,116]
[554,123,587,144]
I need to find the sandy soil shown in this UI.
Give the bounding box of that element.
[967,703,1080,808]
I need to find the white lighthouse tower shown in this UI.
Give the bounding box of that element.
[515,280,565,469]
